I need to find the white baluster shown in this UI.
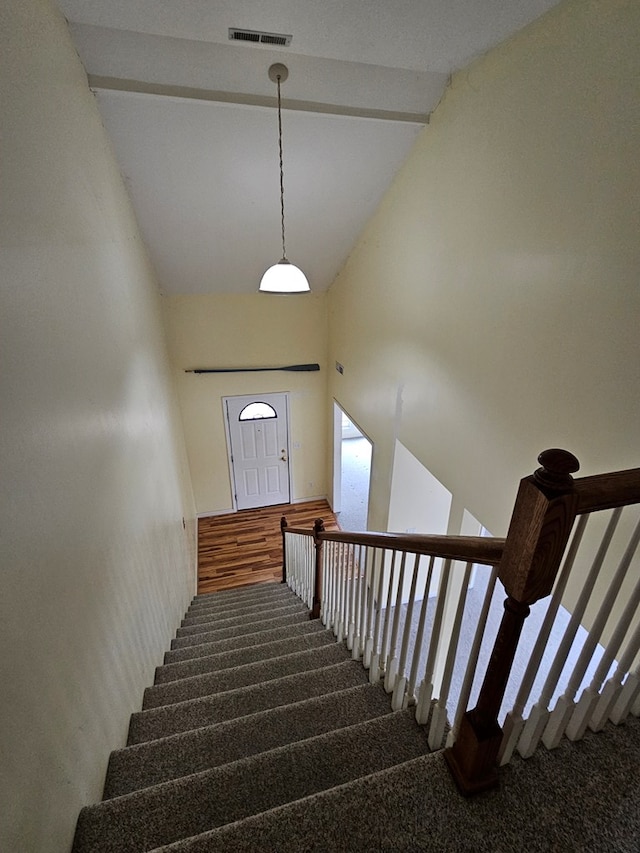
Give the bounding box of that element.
[379,552,398,679]
[498,516,587,764]
[370,549,390,683]
[542,509,634,750]
[320,542,330,625]
[325,540,336,631]
[407,556,434,703]
[358,545,371,659]
[446,567,498,747]
[590,615,640,731]
[391,554,422,711]
[413,559,451,722]
[346,543,356,650]
[363,548,377,668]
[333,542,343,641]
[514,509,620,755]
[353,544,366,660]
[609,664,640,725]
[428,561,473,750]
[567,519,640,739]
[385,552,407,693]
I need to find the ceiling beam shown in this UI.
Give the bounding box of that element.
[88,75,429,125]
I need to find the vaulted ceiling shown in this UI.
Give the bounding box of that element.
[56,0,561,294]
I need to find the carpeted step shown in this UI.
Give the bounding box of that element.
[142,644,352,710]
[128,660,369,745]
[104,683,393,798]
[180,600,306,629]
[186,586,294,613]
[175,607,307,639]
[73,711,428,852]
[184,593,299,622]
[190,582,279,604]
[150,716,640,853]
[154,631,335,684]
[173,610,310,645]
[164,620,326,665]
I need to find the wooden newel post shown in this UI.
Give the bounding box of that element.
[310,518,325,620]
[444,448,580,795]
[280,516,288,584]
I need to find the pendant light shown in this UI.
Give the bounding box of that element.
[259,63,310,293]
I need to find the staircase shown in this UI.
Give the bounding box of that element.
[72,582,432,852]
[73,580,640,851]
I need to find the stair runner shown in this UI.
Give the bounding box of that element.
[72,583,432,852]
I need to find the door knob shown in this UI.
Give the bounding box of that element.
[280,449,288,462]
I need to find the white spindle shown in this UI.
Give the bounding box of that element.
[321,541,330,625]
[335,542,346,642]
[346,543,357,650]
[609,664,640,725]
[370,549,391,683]
[413,559,451,722]
[498,515,587,764]
[358,545,371,659]
[541,511,638,750]
[407,557,435,702]
[445,566,498,743]
[428,561,473,750]
[363,548,377,668]
[589,615,640,731]
[385,552,408,693]
[566,518,640,740]
[379,552,398,679]
[391,553,421,710]
[353,544,366,660]
[516,509,621,757]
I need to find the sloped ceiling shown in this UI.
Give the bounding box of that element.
[56,0,561,294]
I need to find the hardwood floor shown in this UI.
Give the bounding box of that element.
[197,500,340,595]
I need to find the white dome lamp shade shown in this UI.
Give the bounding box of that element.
[259,64,310,294]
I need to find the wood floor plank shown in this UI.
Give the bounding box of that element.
[197,500,340,594]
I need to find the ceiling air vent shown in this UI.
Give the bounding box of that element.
[229,28,292,47]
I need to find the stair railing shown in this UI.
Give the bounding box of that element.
[281,449,640,795]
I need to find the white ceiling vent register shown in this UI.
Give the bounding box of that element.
[229,28,292,47]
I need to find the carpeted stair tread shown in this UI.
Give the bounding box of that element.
[165,620,325,664]
[149,716,640,853]
[154,631,335,684]
[183,595,301,622]
[189,582,289,604]
[180,600,306,628]
[186,587,296,616]
[175,609,308,640]
[73,710,428,852]
[104,683,393,798]
[190,583,279,604]
[142,644,352,710]
[128,660,369,745]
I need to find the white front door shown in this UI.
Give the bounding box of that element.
[225,393,291,510]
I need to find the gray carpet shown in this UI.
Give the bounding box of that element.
[73,582,640,852]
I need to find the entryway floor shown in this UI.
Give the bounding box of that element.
[197,500,340,595]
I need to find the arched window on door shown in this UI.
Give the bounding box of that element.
[238,402,277,421]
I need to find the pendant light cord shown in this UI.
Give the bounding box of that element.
[276,74,287,260]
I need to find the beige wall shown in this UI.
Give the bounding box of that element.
[163,294,328,514]
[0,2,196,850]
[328,0,640,543]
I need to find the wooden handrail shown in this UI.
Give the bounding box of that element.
[282,525,315,537]
[574,468,640,514]
[317,530,505,566]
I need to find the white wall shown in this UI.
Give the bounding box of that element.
[163,294,328,514]
[328,0,640,540]
[0,2,196,850]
